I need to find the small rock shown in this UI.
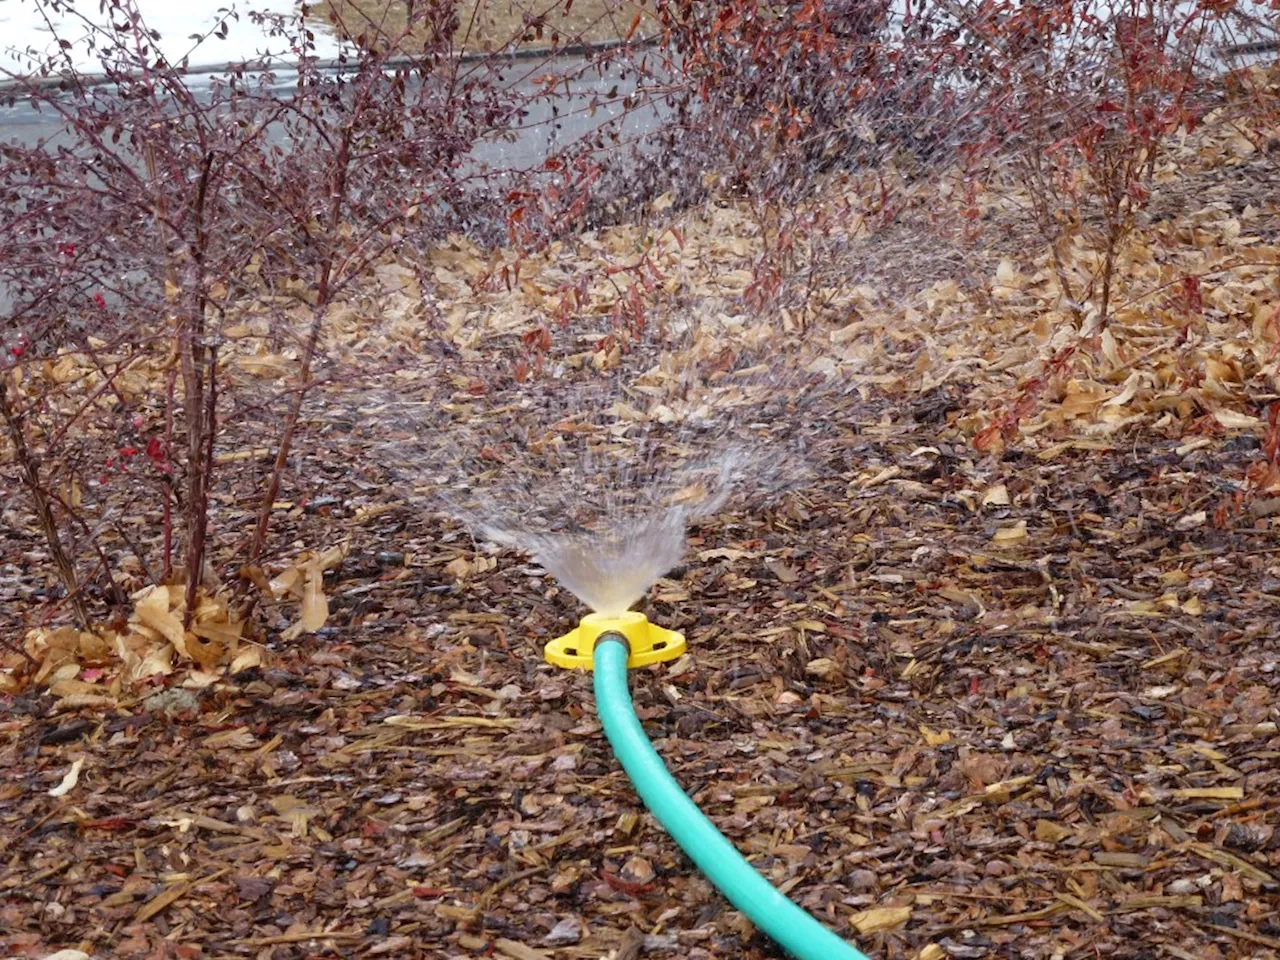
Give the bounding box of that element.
[399,849,433,869]
[544,916,582,946]
[984,859,1011,877]
[143,688,200,716]
[621,855,655,885]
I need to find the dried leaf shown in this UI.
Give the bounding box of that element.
[230,646,265,673]
[992,520,1028,544]
[299,566,329,632]
[806,657,840,679]
[850,904,911,934]
[766,559,800,583]
[48,757,84,797]
[445,556,472,579]
[133,585,186,648]
[918,724,950,747]
[981,483,1010,507]
[1035,819,1073,843]
[1214,409,1261,429]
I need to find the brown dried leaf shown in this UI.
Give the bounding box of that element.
[299,566,329,633]
[850,904,911,934]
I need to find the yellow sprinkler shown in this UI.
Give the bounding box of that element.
[543,610,686,670]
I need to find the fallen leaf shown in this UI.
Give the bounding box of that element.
[920,725,951,746]
[299,566,328,632]
[806,657,840,679]
[992,520,1028,544]
[1035,819,1073,843]
[1175,511,1207,531]
[981,483,1010,507]
[48,757,84,797]
[766,559,800,583]
[230,646,265,673]
[1213,409,1261,429]
[134,585,186,647]
[850,904,911,934]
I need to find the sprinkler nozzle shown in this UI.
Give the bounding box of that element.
[545,611,686,671]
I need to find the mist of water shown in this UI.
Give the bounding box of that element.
[469,442,776,613]
[485,509,686,615]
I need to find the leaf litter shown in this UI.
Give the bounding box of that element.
[3,91,1280,960]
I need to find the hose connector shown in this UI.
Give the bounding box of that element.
[545,611,685,671]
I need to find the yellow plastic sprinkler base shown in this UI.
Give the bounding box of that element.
[545,611,686,671]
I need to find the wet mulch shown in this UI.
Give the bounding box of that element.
[4,405,1280,960]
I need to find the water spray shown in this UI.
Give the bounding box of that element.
[547,613,872,960]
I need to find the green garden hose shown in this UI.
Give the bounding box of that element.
[592,635,871,960]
